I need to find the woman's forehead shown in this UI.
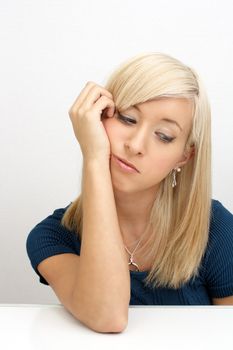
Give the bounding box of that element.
[126,98,194,132]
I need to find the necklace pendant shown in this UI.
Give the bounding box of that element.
[128,256,140,272]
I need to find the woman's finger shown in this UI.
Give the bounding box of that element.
[90,95,115,118]
[69,82,113,116]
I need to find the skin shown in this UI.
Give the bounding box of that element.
[102,97,194,243]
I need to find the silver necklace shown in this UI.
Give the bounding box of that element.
[124,230,147,272]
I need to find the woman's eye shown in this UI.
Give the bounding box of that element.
[117,114,175,143]
[117,114,136,124]
[156,133,175,143]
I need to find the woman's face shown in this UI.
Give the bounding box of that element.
[102,97,194,194]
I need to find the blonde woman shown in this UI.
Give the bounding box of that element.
[26,52,233,333]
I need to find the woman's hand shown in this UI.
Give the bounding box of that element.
[68,81,115,161]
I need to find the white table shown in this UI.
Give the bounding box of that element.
[0,304,233,350]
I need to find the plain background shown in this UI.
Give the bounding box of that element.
[1,0,233,304]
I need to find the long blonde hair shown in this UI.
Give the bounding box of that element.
[61,52,212,289]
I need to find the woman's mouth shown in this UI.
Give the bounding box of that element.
[112,155,140,174]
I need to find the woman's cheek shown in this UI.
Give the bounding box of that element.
[102,116,110,131]
[151,156,176,177]
[102,116,118,137]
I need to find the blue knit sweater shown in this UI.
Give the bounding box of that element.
[26,199,233,305]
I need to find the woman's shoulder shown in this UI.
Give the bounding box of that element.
[26,202,80,285]
[26,202,76,244]
[200,199,233,298]
[207,199,233,255]
[209,199,233,239]
[211,198,233,216]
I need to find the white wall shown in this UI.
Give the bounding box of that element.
[1,0,232,303]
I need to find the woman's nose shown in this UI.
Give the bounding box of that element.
[125,128,148,155]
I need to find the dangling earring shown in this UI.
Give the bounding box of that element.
[172,167,181,188]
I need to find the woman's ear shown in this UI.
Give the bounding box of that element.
[176,145,195,168]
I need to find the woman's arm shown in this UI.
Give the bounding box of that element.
[67,82,130,332]
[212,296,233,305]
[71,158,130,331]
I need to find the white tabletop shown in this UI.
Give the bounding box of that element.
[0,304,233,350]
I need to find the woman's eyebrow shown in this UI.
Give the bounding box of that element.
[132,105,183,131]
[160,118,183,132]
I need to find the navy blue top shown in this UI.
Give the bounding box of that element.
[26,199,233,305]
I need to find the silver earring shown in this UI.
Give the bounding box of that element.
[172,167,181,188]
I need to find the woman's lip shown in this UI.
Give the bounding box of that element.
[112,155,140,173]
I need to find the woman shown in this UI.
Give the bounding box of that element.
[26,52,233,332]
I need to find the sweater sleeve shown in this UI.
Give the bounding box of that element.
[26,203,81,285]
[203,200,233,298]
